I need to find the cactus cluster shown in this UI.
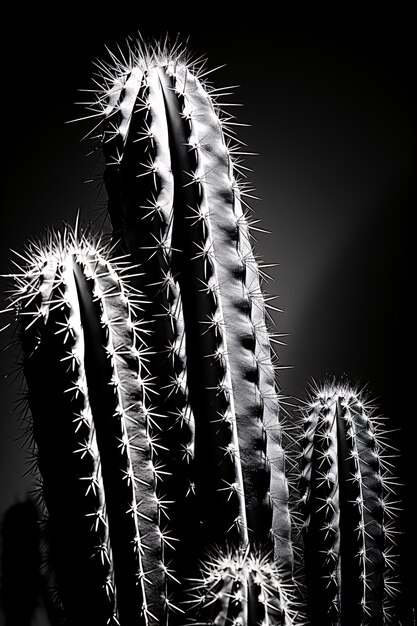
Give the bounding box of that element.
[0,38,405,626]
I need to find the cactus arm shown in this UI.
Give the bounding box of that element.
[157,66,248,551]
[8,233,187,625]
[19,250,118,625]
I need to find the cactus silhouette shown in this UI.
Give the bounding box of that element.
[0,37,407,626]
[299,383,399,625]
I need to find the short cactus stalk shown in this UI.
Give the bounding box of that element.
[188,548,298,626]
[299,383,399,625]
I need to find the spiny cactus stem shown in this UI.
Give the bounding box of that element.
[72,260,149,624]
[188,548,298,625]
[336,399,363,624]
[157,66,248,549]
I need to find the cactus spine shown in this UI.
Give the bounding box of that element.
[299,383,399,625]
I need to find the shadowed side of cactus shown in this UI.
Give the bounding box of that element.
[300,382,400,625]
[187,547,299,626]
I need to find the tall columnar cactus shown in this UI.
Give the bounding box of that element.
[95,41,295,618]
[6,229,173,625]
[2,40,297,626]
[96,41,292,571]
[299,383,399,625]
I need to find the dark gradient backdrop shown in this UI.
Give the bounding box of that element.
[0,8,415,624]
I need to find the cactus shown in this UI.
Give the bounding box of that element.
[0,37,408,626]
[5,228,170,625]
[97,40,293,570]
[187,547,298,625]
[299,382,399,625]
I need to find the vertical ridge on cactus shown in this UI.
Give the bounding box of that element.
[157,64,250,552]
[299,382,400,625]
[101,51,200,613]
[72,250,156,624]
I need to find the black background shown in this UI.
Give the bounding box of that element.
[0,6,415,623]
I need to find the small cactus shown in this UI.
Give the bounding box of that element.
[187,547,299,626]
[299,382,399,625]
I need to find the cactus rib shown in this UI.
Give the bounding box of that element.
[3,35,407,626]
